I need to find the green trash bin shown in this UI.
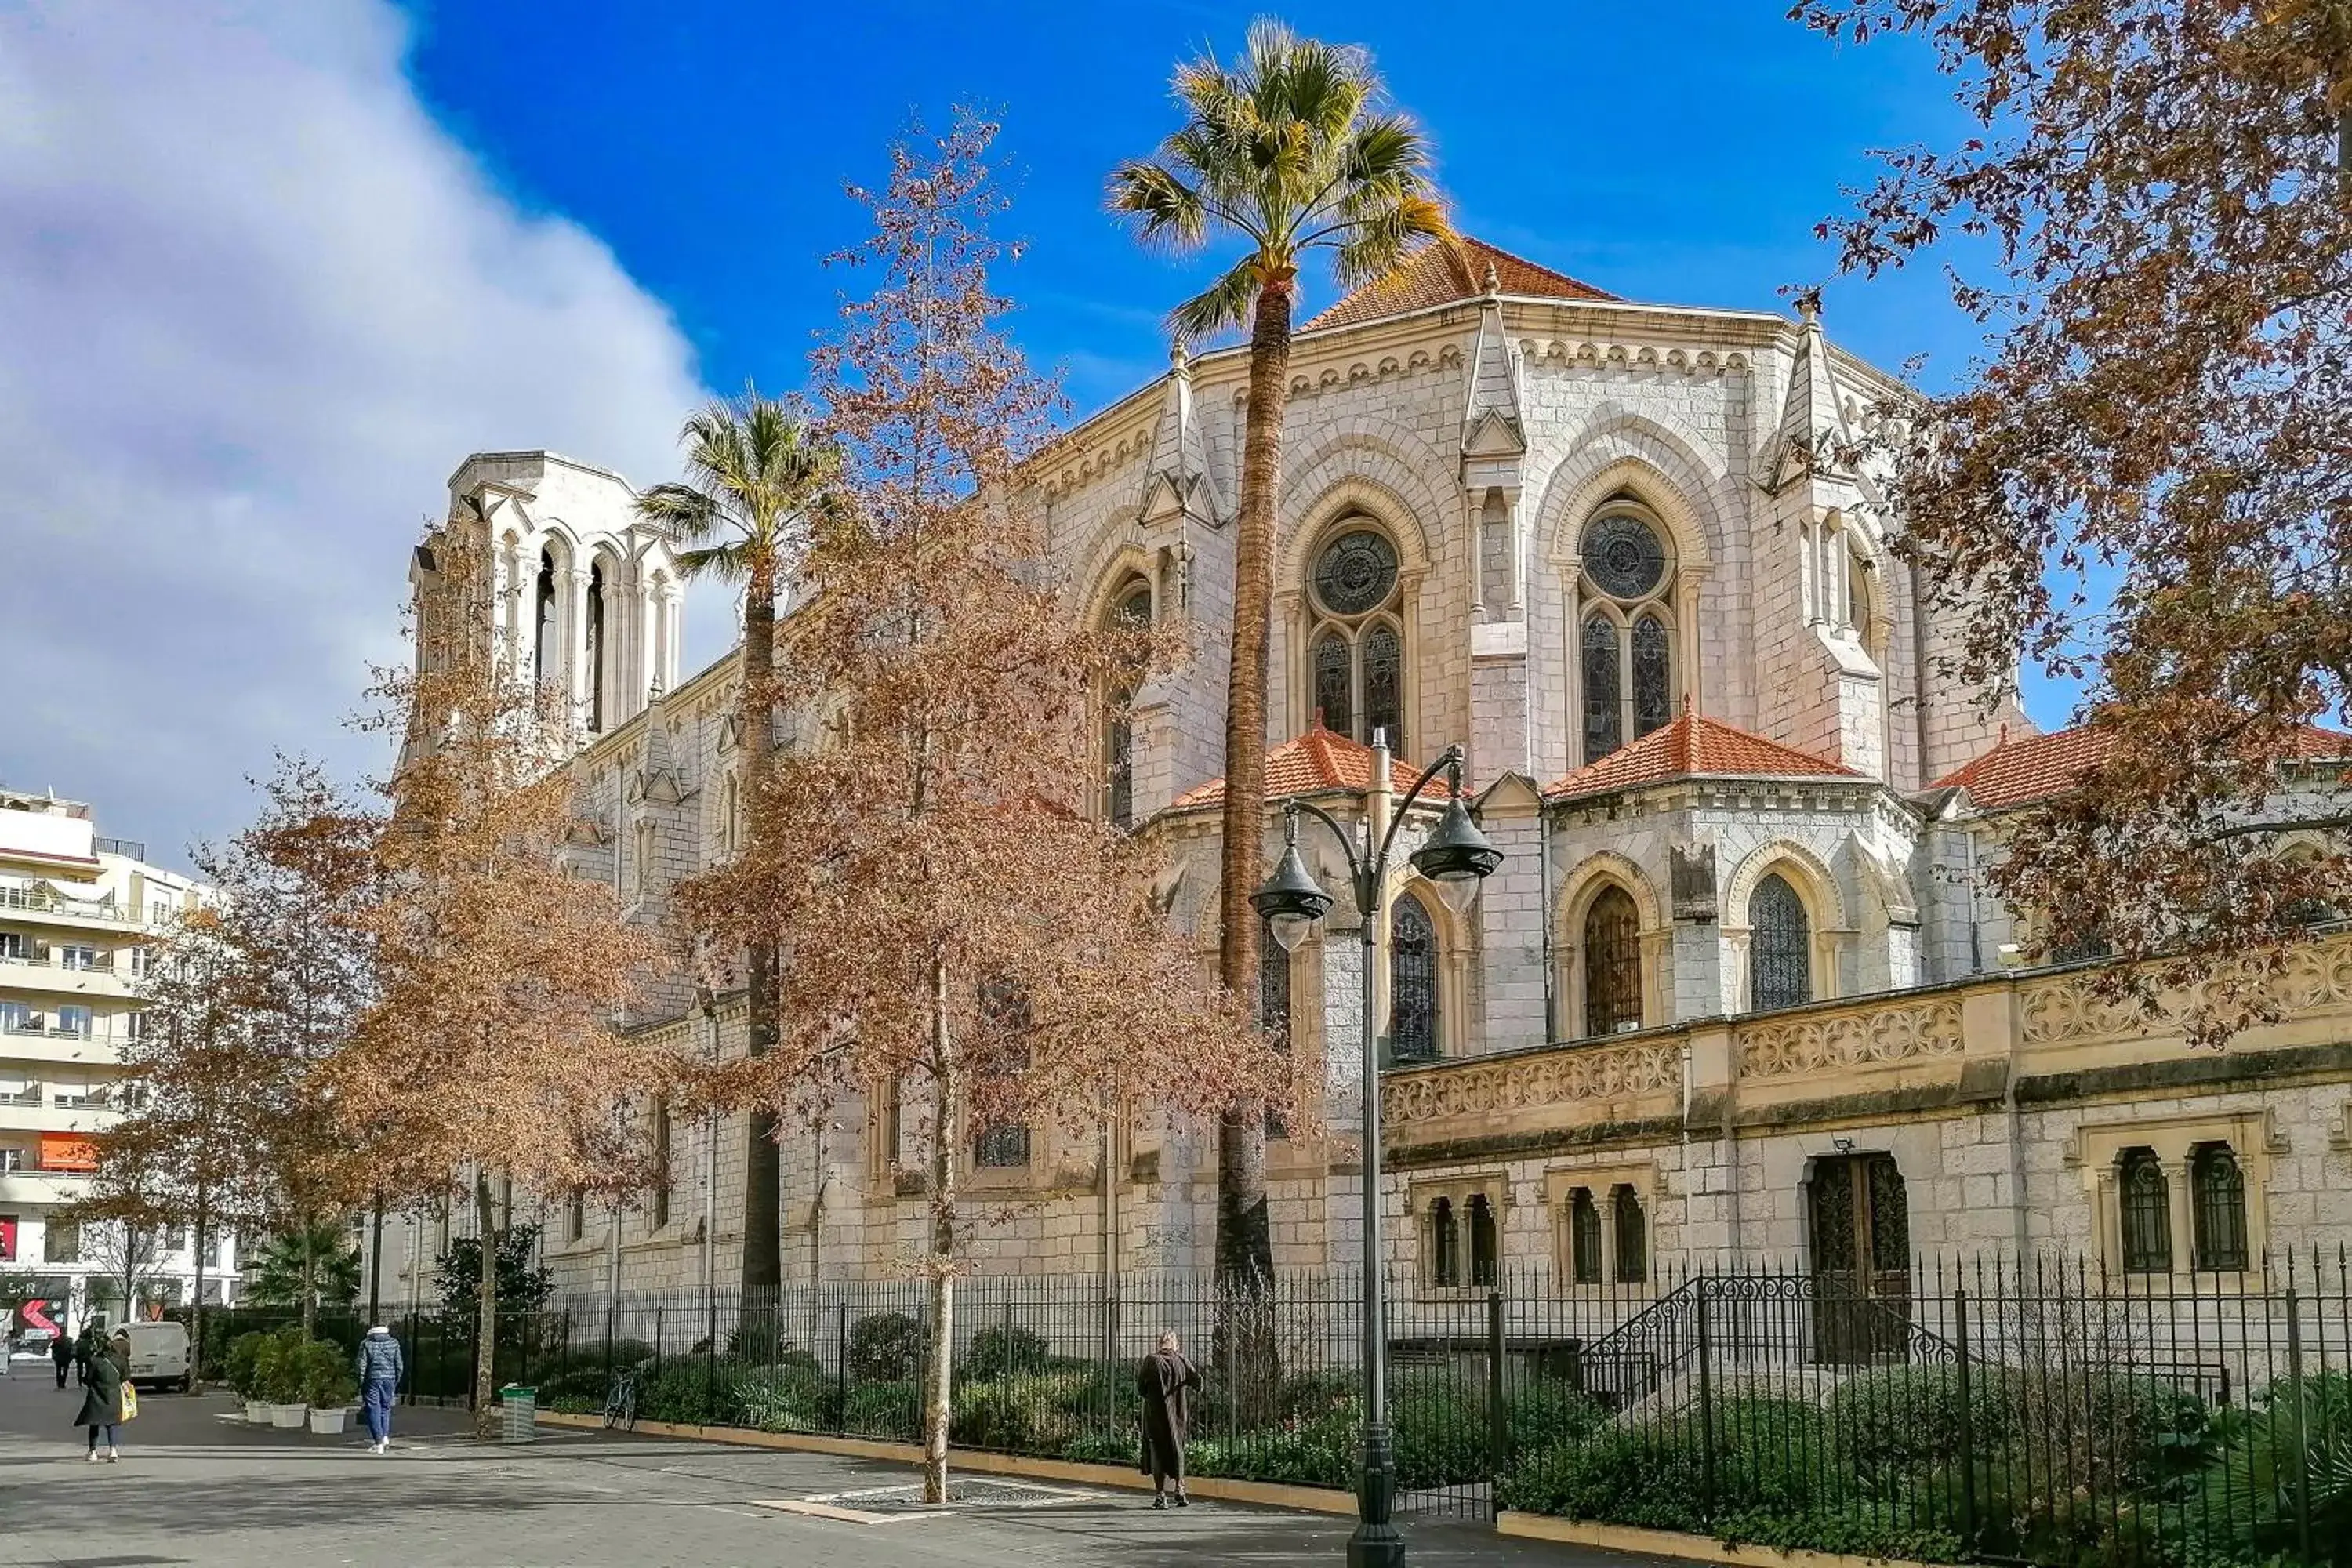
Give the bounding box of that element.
[499,1384,537,1443]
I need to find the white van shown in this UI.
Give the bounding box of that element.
[121,1320,191,1392]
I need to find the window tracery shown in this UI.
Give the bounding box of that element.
[1307,522,1406,753]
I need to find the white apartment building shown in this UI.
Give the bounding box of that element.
[0,787,238,1334]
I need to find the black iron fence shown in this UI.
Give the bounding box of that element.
[205,1253,2351,1565]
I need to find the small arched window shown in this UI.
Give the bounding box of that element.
[1260,917,1292,1140]
[2118,1148,2171,1275]
[1430,1197,1459,1287]
[1569,1189,1602,1283]
[1748,873,1813,1011]
[1390,892,1440,1064]
[1578,510,1679,763]
[534,549,559,688]
[2190,1143,2249,1272]
[1611,1185,1647,1283]
[1582,886,1642,1037]
[1103,577,1152,829]
[1468,1194,1499,1289]
[586,561,608,731]
[721,775,741,855]
[1307,524,1406,754]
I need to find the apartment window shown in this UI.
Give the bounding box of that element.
[58,1006,90,1036]
[46,1218,81,1265]
[2190,1143,2249,1272]
[2118,1148,2172,1275]
[59,945,97,971]
[0,1147,25,1173]
[0,933,24,960]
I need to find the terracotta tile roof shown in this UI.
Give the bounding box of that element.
[1542,712,1858,801]
[1302,236,1616,332]
[1933,722,2352,811]
[1171,724,1429,811]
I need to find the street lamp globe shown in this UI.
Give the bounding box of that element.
[1250,837,1332,953]
[1409,797,1502,917]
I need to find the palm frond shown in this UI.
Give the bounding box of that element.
[1168,257,1262,347]
[674,543,752,584]
[1108,161,1212,252]
[635,482,722,543]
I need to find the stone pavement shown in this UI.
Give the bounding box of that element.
[0,1357,1668,1568]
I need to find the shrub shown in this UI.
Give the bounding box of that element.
[731,1363,833,1433]
[299,1341,358,1408]
[1190,1397,1359,1489]
[1507,1379,1609,1457]
[637,1360,728,1425]
[849,1312,924,1382]
[1500,1425,1709,1532]
[1828,1364,2016,1481]
[533,1338,655,1404]
[841,1378,920,1440]
[952,1372,1082,1454]
[962,1323,1051,1381]
[1390,1371,1487,1490]
[224,1333,267,1399]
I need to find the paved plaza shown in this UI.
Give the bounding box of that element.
[0,1360,1658,1568]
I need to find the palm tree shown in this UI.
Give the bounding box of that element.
[242,1221,362,1334]
[1110,20,1447,1292]
[637,391,839,1306]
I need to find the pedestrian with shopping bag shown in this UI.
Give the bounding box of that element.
[73,1335,125,1462]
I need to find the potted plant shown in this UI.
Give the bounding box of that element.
[303,1342,356,1434]
[226,1333,271,1425]
[260,1327,310,1427]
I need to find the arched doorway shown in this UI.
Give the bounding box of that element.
[1807,1152,1910,1364]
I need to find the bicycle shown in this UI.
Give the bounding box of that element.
[602,1370,639,1432]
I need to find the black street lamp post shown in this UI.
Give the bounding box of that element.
[1250,738,1500,1568]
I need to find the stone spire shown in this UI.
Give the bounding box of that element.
[1461,264,1526,463]
[1136,341,1226,529]
[1769,288,1856,493]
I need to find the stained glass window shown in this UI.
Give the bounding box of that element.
[1261,920,1291,1140]
[1569,1189,1602,1283]
[975,1124,1032,1168]
[1582,886,1642,1037]
[1582,514,1667,600]
[1612,1185,1647,1283]
[1632,613,1671,739]
[1430,1197,1459,1287]
[2190,1143,2248,1272]
[1748,873,1813,1010]
[1313,529,1399,615]
[1363,622,1403,755]
[2119,1148,2171,1274]
[1106,710,1134,829]
[1468,1195,1499,1288]
[1314,633,1353,738]
[1581,614,1622,762]
[1102,579,1152,828]
[1391,893,1440,1064]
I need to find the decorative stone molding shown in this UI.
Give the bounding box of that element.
[1518,339,1750,376]
[1735,996,1962,1080]
[1382,1040,1681,1127]
[2020,935,2352,1046]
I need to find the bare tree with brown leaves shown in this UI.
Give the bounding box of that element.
[1796,0,2352,1040]
[678,113,1281,1503]
[328,549,671,1438]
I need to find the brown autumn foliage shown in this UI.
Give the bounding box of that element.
[675,112,1282,1501]
[1795,0,2352,1040]
[326,546,671,1435]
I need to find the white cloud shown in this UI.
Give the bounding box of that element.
[0,0,710,869]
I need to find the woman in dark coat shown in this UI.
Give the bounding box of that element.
[1136,1330,1203,1508]
[73,1338,124,1461]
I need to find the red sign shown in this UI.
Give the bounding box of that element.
[0,1214,15,1262]
[38,1134,98,1172]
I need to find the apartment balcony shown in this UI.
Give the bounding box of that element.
[0,1098,117,1134]
[0,884,151,931]
[0,1024,134,1065]
[0,949,134,1000]
[0,1168,88,1207]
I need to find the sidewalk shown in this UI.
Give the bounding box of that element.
[0,1374,1671,1568]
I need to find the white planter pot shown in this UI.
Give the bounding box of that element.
[269,1403,308,1428]
[307,1406,347,1435]
[245,1399,270,1425]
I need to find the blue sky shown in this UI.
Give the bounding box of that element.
[0,2,2071,870]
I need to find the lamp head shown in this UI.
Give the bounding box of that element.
[1409,764,1502,915]
[1250,813,1333,952]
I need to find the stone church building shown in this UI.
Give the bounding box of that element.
[375,239,2352,1316]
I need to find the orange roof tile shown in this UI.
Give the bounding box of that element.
[1933,721,2352,811]
[1302,236,1616,332]
[1542,712,1858,801]
[1171,724,1431,811]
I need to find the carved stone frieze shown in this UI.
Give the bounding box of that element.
[1736,997,1962,1080]
[1382,1040,1682,1127]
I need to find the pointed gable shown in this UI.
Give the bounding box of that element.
[1303,236,1615,333]
[1544,712,1859,802]
[1136,343,1226,528]
[1767,290,1857,492]
[1170,724,1428,811]
[1461,260,1526,462]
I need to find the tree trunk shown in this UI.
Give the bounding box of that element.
[191,1198,209,1383]
[740,562,784,1308]
[300,1232,318,1340]
[1213,276,1295,1298]
[368,1195,385,1323]
[920,953,957,1504]
[472,1173,499,1440]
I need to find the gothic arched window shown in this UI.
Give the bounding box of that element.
[1102,576,1152,828]
[1577,510,1679,763]
[2118,1148,2171,1274]
[534,549,558,688]
[1569,1189,1602,1283]
[2190,1143,2249,1272]
[586,561,608,731]
[1260,917,1292,1140]
[1611,1185,1647,1283]
[1748,872,1813,1011]
[1582,885,1642,1037]
[1430,1197,1459,1287]
[1390,892,1440,1064]
[1468,1194,1499,1288]
[1307,524,1406,754]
